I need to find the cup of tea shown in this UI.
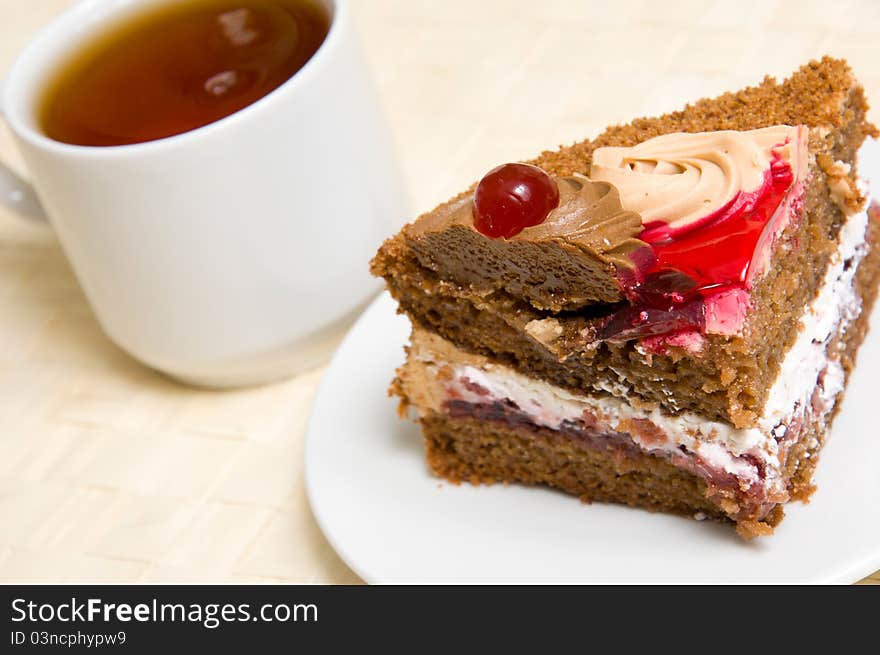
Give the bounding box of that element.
[0,0,408,387]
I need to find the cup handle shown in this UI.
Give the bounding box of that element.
[0,78,49,222]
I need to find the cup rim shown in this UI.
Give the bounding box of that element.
[2,0,343,158]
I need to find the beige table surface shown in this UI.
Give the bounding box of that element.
[1,0,879,585]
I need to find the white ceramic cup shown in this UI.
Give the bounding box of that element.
[0,0,407,387]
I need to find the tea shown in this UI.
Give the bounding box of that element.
[40,0,329,147]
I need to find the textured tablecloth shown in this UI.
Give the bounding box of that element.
[0,0,877,584]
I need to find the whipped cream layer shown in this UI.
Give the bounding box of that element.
[591,126,808,234]
[410,199,871,508]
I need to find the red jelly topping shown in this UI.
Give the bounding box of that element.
[473,163,560,238]
[601,153,796,341]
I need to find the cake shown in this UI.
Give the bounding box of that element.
[371,57,880,538]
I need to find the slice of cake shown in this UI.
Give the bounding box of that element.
[371,57,880,538]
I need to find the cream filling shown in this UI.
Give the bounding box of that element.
[432,200,871,488]
[760,199,868,431]
[447,363,766,480]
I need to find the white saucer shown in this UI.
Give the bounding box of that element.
[305,291,880,584]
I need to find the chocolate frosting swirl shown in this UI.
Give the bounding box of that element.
[402,174,648,311]
[515,174,645,268]
[410,174,646,270]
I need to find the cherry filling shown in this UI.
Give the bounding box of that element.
[473,163,560,238]
[601,153,796,341]
[444,396,778,520]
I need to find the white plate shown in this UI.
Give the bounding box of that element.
[305,292,880,584]
[306,140,880,584]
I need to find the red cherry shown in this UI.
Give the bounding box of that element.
[473,163,560,238]
[632,269,700,311]
[597,299,706,342]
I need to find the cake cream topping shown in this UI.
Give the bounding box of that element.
[514,176,647,268]
[591,126,806,233]
[411,175,648,269]
[587,125,811,345]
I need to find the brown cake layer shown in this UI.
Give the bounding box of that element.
[373,58,877,428]
[413,211,880,538]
